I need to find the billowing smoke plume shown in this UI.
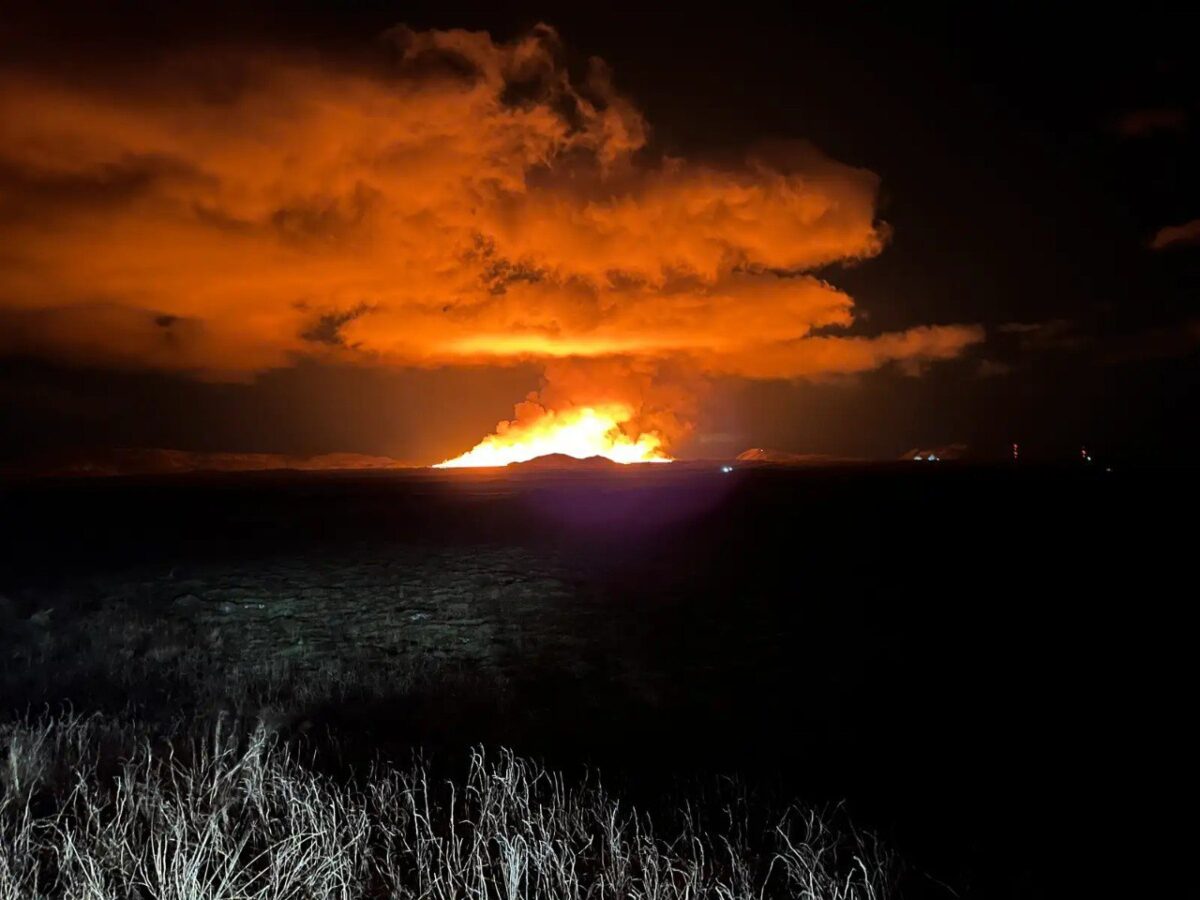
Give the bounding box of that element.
[0,24,983,459]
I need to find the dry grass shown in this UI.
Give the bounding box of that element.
[1,711,891,900]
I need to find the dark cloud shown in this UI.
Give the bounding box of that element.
[991,317,1200,369]
[1149,218,1200,250]
[0,154,207,223]
[0,306,210,373]
[996,320,1085,353]
[976,359,1013,378]
[300,304,374,347]
[270,184,381,244]
[1099,319,1200,364]
[468,235,545,295]
[1115,107,1189,137]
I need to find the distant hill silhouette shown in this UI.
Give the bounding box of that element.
[507,453,620,469]
[734,448,856,465]
[6,448,408,477]
[899,443,969,461]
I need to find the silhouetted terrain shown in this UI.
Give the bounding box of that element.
[1,463,1188,898]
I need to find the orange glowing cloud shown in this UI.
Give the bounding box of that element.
[0,24,983,459]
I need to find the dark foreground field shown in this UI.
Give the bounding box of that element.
[0,463,1189,898]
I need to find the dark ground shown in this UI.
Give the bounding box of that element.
[0,463,1189,898]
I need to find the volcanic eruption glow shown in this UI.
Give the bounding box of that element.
[0,23,986,467]
[435,404,671,468]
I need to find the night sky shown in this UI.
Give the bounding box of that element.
[2,3,1197,467]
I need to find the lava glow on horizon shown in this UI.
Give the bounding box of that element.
[435,405,672,468]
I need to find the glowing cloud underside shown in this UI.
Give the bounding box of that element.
[435,405,671,468]
[0,24,987,466]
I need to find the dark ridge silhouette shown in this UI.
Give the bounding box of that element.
[507,453,622,469]
[735,448,857,465]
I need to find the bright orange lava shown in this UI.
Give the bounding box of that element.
[435,404,672,468]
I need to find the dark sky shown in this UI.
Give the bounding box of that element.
[2,3,1197,465]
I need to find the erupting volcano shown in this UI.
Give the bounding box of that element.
[436,404,670,468]
[0,21,985,470]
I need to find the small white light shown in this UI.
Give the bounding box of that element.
[914,455,923,461]
[720,465,734,473]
